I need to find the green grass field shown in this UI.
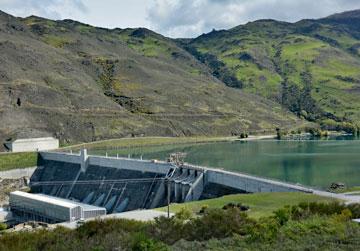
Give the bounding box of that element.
[0,152,38,171]
[157,192,337,218]
[65,136,235,151]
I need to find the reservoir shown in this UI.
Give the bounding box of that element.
[89,137,360,189]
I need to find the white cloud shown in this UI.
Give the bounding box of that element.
[0,0,150,29]
[147,0,360,38]
[0,0,87,20]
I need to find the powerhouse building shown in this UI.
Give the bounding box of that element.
[9,191,106,223]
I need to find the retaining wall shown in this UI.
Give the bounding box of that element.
[0,167,36,179]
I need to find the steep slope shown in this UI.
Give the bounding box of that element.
[184,10,360,132]
[0,11,302,148]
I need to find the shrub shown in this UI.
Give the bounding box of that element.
[0,201,359,250]
[247,217,280,242]
[185,208,255,241]
[0,223,7,231]
[222,202,249,211]
[347,203,360,218]
[174,207,192,221]
[239,132,249,139]
[199,204,209,214]
[76,218,147,239]
[148,216,185,244]
[276,128,282,139]
[335,209,353,222]
[131,233,168,251]
[283,201,360,221]
[273,207,291,225]
[276,128,289,139]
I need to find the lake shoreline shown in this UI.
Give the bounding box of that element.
[234,135,277,141]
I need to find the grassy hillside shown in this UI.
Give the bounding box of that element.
[0,11,303,149]
[64,136,234,151]
[157,192,336,218]
[183,10,360,132]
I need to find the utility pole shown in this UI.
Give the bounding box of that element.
[167,177,170,218]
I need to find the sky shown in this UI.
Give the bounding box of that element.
[0,0,360,38]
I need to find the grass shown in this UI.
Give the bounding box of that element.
[42,35,73,48]
[127,37,170,58]
[76,25,95,34]
[235,65,282,97]
[281,37,325,59]
[157,192,338,218]
[0,152,38,171]
[88,142,212,157]
[65,136,236,151]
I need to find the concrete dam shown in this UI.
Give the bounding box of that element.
[29,150,312,215]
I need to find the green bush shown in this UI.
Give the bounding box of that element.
[185,208,256,241]
[240,132,249,139]
[198,204,209,214]
[276,128,287,139]
[0,223,7,231]
[273,206,291,225]
[148,216,185,244]
[0,202,359,250]
[174,207,192,221]
[130,233,168,251]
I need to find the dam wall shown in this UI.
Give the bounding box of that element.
[30,151,312,214]
[39,150,172,174]
[31,150,174,213]
[204,168,312,193]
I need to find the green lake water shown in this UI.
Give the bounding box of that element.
[89,137,360,189]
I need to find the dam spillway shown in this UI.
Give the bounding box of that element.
[29,150,312,215]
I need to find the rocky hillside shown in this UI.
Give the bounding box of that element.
[183,10,360,133]
[0,11,303,148]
